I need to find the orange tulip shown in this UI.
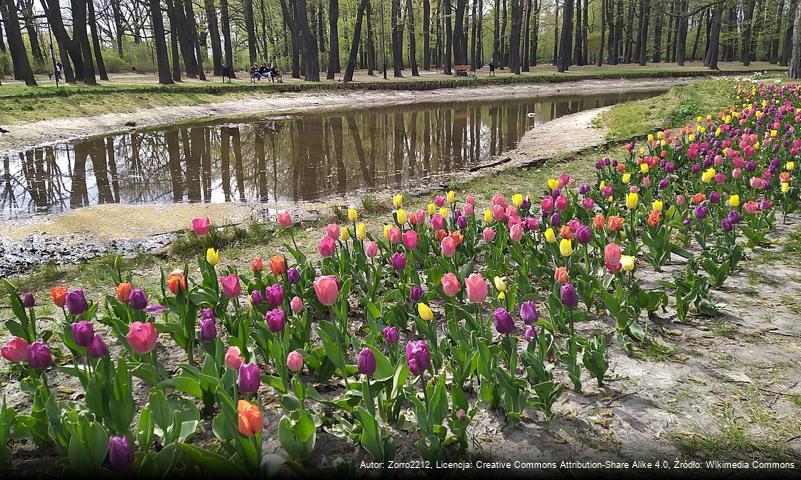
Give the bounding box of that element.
[553,266,569,285]
[51,286,68,307]
[559,225,573,240]
[449,230,464,247]
[592,214,606,230]
[269,255,286,275]
[251,257,264,273]
[691,193,706,205]
[167,271,186,295]
[434,229,448,241]
[237,400,263,437]
[647,210,661,227]
[606,215,624,233]
[116,282,132,303]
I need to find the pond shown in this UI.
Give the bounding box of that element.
[0,90,660,221]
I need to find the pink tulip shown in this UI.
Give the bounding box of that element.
[482,227,496,242]
[441,273,461,297]
[509,223,523,242]
[318,236,336,257]
[365,241,379,258]
[225,346,243,369]
[604,243,622,273]
[314,276,339,306]
[220,274,241,299]
[465,273,488,303]
[555,196,568,211]
[492,204,506,222]
[415,209,426,225]
[541,196,554,212]
[441,236,456,257]
[431,214,444,231]
[126,322,157,354]
[387,226,401,244]
[464,203,474,216]
[402,230,419,250]
[277,211,293,227]
[290,296,303,313]
[1,337,28,362]
[466,194,476,205]
[326,223,340,240]
[191,217,211,236]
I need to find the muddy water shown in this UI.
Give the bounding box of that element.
[1,91,659,221]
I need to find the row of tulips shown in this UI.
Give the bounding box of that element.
[2,81,800,475]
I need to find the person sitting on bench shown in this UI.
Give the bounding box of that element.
[270,65,282,82]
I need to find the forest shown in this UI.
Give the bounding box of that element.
[0,0,799,85]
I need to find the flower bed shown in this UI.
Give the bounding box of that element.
[1,81,799,475]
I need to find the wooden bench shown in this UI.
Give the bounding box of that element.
[454,64,471,77]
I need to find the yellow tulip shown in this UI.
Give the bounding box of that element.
[544,228,556,243]
[446,190,456,204]
[781,182,790,193]
[383,224,392,239]
[559,238,573,257]
[439,207,448,218]
[728,194,740,207]
[498,291,506,301]
[417,303,433,321]
[787,161,796,171]
[427,203,436,215]
[396,209,407,225]
[688,133,696,142]
[547,178,559,190]
[701,168,715,184]
[206,248,219,266]
[599,180,606,190]
[640,163,649,174]
[340,228,350,241]
[622,173,631,184]
[393,194,403,209]
[484,209,493,224]
[512,193,523,207]
[493,276,507,292]
[652,200,663,212]
[347,208,358,222]
[657,131,664,139]
[625,192,639,210]
[647,133,654,142]
[621,255,635,271]
[356,223,367,240]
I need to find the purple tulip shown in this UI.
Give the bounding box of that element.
[728,210,741,223]
[709,191,721,204]
[721,218,733,232]
[251,290,264,305]
[265,284,284,308]
[519,301,539,325]
[265,308,286,333]
[129,289,148,311]
[108,436,133,470]
[65,290,88,316]
[21,292,35,308]
[578,184,590,195]
[524,326,537,342]
[405,341,430,376]
[410,286,424,303]
[382,326,399,344]
[146,304,167,314]
[72,320,94,347]
[695,206,708,220]
[198,309,217,342]
[358,348,376,376]
[576,225,592,244]
[550,213,561,226]
[87,334,108,358]
[493,308,515,334]
[560,283,579,309]
[237,363,261,393]
[391,252,406,271]
[287,268,301,284]
[27,341,52,369]
[456,216,468,230]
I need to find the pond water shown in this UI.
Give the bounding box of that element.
[1,90,660,221]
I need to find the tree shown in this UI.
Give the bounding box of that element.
[326,0,341,79]
[244,0,258,64]
[220,0,236,77]
[391,0,404,76]
[344,0,370,81]
[637,0,651,66]
[149,0,174,84]
[294,0,321,80]
[407,0,420,75]
[204,0,223,76]
[453,0,468,65]
[87,0,108,80]
[558,0,574,71]
[509,0,523,73]
[704,7,722,70]
[742,0,757,65]
[790,2,801,77]
[0,0,36,85]
[783,0,800,65]
[71,0,97,85]
[423,0,431,68]
[40,0,79,82]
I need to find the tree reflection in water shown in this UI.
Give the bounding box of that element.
[1,91,659,220]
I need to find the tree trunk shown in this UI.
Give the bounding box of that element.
[407,0,420,74]
[149,0,174,83]
[508,0,522,73]
[87,0,108,80]
[742,0,756,65]
[183,0,206,79]
[652,0,662,62]
[168,4,182,81]
[782,0,799,65]
[444,0,453,72]
[391,0,404,75]
[531,0,539,65]
[790,3,801,77]
[40,0,77,82]
[552,1,559,64]
[691,10,703,61]
[327,0,340,79]
[493,0,501,64]
[770,0,783,63]
[500,0,508,66]
[20,0,43,62]
[598,0,606,65]
[522,0,531,70]
[279,0,301,77]
[424,0,431,68]
[676,0,688,65]
[294,0,320,80]
[704,8,721,69]
[71,0,97,84]
[204,0,223,75]
[110,0,124,56]
[243,0,257,63]
[220,0,236,77]
[367,1,376,73]
[558,0,573,71]
[453,0,468,65]
[0,0,36,85]
[638,0,650,65]
[344,0,369,81]
[170,0,198,77]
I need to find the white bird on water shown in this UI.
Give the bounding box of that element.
[527,112,536,118]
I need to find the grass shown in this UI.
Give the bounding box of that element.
[0,62,785,125]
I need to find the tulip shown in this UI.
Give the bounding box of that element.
[287,268,301,284]
[191,217,211,237]
[65,290,89,316]
[251,257,263,273]
[441,273,461,297]
[206,248,220,266]
[314,275,339,306]
[251,290,264,305]
[326,223,340,240]
[356,223,367,240]
[21,292,35,308]
[393,194,403,209]
[318,236,336,257]
[72,320,94,347]
[604,243,622,273]
[417,303,434,321]
[621,255,636,271]
[51,285,68,307]
[287,351,304,373]
[544,228,556,243]
[1,337,28,362]
[220,275,241,299]
[553,266,569,285]
[493,308,515,334]
[391,252,407,271]
[493,276,507,293]
[237,363,261,393]
[127,322,157,354]
[291,296,303,313]
[560,284,578,309]
[27,341,52,369]
[625,192,639,209]
[576,226,592,244]
[116,283,132,303]
[520,301,539,325]
[265,284,284,308]
[524,326,537,342]
[402,230,419,250]
[510,223,523,242]
[277,211,293,227]
[432,214,444,230]
[225,346,244,369]
[383,326,399,344]
[483,227,496,242]
[406,341,430,376]
[396,209,408,225]
[358,348,377,376]
[465,273,488,303]
[347,208,359,222]
[87,334,108,358]
[269,255,286,275]
[483,209,493,224]
[386,226,401,244]
[265,308,286,332]
[108,436,133,470]
[237,400,263,437]
[198,309,217,342]
[441,236,456,257]
[129,289,148,311]
[365,242,379,258]
[167,270,186,295]
[559,238,573,257]
[555,196,568,211]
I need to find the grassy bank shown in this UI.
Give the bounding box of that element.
[0,62,784,125]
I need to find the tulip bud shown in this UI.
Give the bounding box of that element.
[358,348,377,376]
[108,436,133,470]
[72,320,95,347]
[287,351,304,372]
